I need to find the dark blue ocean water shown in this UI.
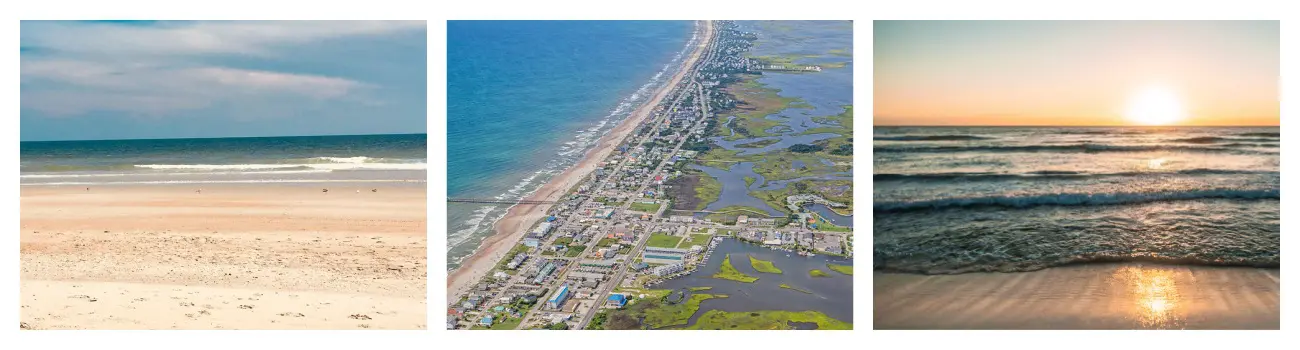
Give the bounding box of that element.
[447,21,695,266]
[20,134,427,185]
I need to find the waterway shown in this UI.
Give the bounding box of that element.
[655,239,854,328]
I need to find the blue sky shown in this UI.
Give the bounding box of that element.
[20,21,427,141]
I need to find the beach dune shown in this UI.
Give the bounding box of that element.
[20,185,427,330]
[874,263,1279,330]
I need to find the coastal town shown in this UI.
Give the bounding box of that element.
[448,20,854,330]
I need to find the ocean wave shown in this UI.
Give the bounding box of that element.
[874,135,993,141]
[874,198,1279,274]
[874,253,1280,275]
[1238,132,1280,137]
[136,163,427,171]
[1171,136,1280,144]
[873,143,1266,154]
[22,169,333,178]
[874,169,1276,182]
[873,188,1280,212]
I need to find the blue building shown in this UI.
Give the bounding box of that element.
[480,315,494,327]
[607,294,627,308]
[547,284,571,310]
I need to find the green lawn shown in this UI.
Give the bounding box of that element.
[685,310,852,330]
[646,233,683,249]
[565,245,587,258]
[809,269,830,277]
[629,201,663,213]
[677,233,713,248]
[827,263,853,276]
[712,254,758,283]
[595,237,617,248]
[748,255,783,274]
[489,316,523,330]
[688,286,713,292]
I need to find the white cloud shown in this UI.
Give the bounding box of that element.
[22,20,426,57]
[21,59,370,116]
[20,21,416,117]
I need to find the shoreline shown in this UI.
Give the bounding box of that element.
[874,263,1280,329]
[446,20,715,304]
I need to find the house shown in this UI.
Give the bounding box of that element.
[447,318,457,330]
[479,315,494,327]
[523,237,541,248]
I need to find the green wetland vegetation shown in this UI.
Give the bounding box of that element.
[827,263,853,275]
[712,254,759,283]
[686,310,851,330]
[749,255,784,274]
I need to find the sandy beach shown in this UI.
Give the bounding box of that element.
[20,185,427,330]
[874,263,1280,330]
[445,20,715,304]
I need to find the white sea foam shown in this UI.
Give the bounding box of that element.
[22,169,333,178]
[136,163,427,171]
[315,156,374,163]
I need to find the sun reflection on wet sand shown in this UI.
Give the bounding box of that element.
[1113,266,1186,329]
[1147,158,1166,169]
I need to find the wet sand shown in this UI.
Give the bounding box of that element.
[874,263,1279,329]
[445,20,715,304]
[20,185,427,330]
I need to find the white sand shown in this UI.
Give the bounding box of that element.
[20,185,427,330]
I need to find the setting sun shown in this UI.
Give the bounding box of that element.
[1125,86,1187,125]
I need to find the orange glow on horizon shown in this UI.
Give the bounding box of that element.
[874,21,1279,127]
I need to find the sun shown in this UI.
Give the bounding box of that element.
[1125,86,1187,125]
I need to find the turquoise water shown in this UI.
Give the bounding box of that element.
[20,134,427,186]
[446,21,696,267]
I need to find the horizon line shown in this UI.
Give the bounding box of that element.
[20,132,428,143]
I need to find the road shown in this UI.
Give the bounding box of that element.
[575,78,717,330]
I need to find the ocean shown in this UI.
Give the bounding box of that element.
[20,134,427,186]
[446,21,696,267]
[873,127,1280,274]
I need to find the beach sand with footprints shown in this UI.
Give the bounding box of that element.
[20,185,427,330]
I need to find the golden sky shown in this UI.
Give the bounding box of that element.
[874,21,1279,126]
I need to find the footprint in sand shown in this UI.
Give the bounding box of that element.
[238,305,255,310]
[278,312,305,318]
[349,314,372,320]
